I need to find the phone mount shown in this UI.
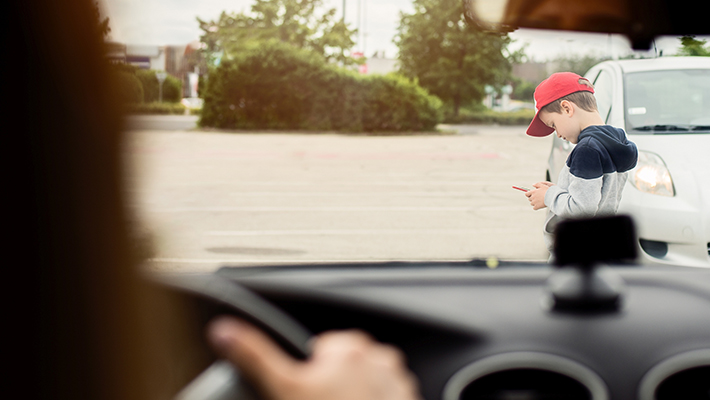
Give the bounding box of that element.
[546,215,638,313]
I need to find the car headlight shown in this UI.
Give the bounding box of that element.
[629,151,675,197]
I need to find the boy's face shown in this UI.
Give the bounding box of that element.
[538,105,581,144]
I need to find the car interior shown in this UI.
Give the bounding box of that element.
[13,0,710,400]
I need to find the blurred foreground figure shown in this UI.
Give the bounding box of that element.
[9,1,420,399]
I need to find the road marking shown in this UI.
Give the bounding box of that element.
[132,150,504,161]
[152,206,470,212]
[146,258,547,264]
[205,228,526,236]
[148,205,530,212]
[168,181,507,186]
[229,192,486,197]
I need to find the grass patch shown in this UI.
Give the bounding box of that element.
[444,109,535,125]
[127,102,187,115]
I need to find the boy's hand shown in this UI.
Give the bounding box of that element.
[525,182,553,210]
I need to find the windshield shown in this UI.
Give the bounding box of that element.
[109,0,710,272]
[625,69,710,133]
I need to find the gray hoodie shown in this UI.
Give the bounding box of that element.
[543,125,638,254]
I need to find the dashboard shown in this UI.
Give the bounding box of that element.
[161,261,710,400]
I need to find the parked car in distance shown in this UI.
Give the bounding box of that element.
[181,97,204,110]
[547,57,710,268]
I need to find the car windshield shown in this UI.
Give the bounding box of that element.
[625,69,710,133]
[108,0,710,272]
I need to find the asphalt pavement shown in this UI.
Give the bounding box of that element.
[124,116,553,273]
[126,114,199,131]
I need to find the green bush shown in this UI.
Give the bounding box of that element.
[512,80,537,101]
[127,102,186,115]
[199,41,442,132]
[115,71,144,104]
[444,109,535,125]
[362,74,442,132]
[135,70,182,103]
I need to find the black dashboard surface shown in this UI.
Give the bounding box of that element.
[213,262,710,400]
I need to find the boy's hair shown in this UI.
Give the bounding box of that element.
[541,79,597,113]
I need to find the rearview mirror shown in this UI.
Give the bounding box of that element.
[462,0,706,50]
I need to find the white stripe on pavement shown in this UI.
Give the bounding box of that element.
[229,192,486,197]
[149,205,530,212]
[168,181,507,186]
[205,228,525,236]
[149,258,480,264]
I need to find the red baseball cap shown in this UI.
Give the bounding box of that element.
[526,72,595,137]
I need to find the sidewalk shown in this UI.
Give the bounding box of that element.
[125,115,199,131]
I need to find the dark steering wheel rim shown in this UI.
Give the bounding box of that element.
[149,273,314,399]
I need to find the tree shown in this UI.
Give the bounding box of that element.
[135,70,182,103]
[677,35,710,57]
[511,78,536,101]
[197,0,358,66]
[115,72,143,104]
[396,0,520,117]
[199,40,442,132]
[548,54,608,76]
[91,1,111,39]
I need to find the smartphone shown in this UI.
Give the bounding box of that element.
[512,185,530,192]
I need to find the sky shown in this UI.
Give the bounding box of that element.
[102,0,697,61]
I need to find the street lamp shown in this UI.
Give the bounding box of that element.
[156,71,167,103]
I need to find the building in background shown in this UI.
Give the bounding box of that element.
[364,51,398,75]
[512,62,548,85]
[106,41,204,98]
[106,42,127,65]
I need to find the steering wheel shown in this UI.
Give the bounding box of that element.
[151,274,314,400]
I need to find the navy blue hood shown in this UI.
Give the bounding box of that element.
[567,125,638,179]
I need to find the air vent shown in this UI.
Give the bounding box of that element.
[655,366,710,400]
[459,368,591,399]
[638,349,710,400]
[443,352,608,400]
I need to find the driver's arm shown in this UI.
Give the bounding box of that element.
[208,317,423,400]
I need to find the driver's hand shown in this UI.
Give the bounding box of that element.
[207,316,423,400]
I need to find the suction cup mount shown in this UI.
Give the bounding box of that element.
[546,216,638,313]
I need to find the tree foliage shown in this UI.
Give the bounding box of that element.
[110,65,182,104]
[91,1,111,39]
[197,0,358,66]
[199,40,442,132]
[115,72,143,104]
[548,54,608,76]
[135,70,182,103]
[511,78,536,101]
[396,0,519,116]
[677,35,710,57]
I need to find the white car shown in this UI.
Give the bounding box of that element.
[547,57,710,268]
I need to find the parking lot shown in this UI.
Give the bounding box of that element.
[125,121,553,272]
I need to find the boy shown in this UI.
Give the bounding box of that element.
[524,72,638,259]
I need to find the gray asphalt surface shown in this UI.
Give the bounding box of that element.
[126,114,200,131]
[124,116,552,273]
